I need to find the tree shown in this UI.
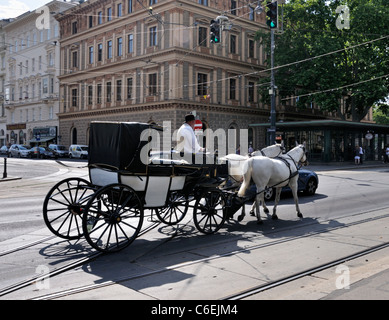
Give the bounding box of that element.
[256,0,389,122]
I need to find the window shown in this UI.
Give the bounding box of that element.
[230,35,236,54]
[116,80,122,101]
[249,39,255,58]
[42,78,48,94]
[72,88,78,107]
[97,84,102,103]
[230,79,236,100]
[48,53,54,66]
[231,1,237,15]
[107,8,112,21]
[117,37,122,56]
[127,78,133,99]
[128,34,133,53]
[149,26,157,46]
[197,73,207,96]
[106,82,112,102]
[117,3,122,17]
[89,46,94,64]
[199,27,207,47]
[248,81,255,102]
[72,51,78,68]
[249,7,254,21]
[148,73,157,95]
[150,0,157,5]
[98,11,103,24]
[88,85,93,105]
[72,21,78,34]
[198,0,208,5]
[97,43,103,61]
[89,16,93,28]
[128,0,133,13]
[107,40,112,59]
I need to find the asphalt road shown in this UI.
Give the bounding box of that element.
[0,158,388,300]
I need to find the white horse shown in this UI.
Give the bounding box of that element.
[237,144,308,224]
[221,144,284,184]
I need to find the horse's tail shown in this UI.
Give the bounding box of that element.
[237,159,252,197]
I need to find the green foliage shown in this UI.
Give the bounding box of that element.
[256,0,389,122]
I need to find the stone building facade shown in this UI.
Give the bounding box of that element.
[56,0,272,152]
[3,1,77,147]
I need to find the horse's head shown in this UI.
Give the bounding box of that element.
[298,144,308,166]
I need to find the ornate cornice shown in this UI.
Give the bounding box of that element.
[58,100,268,120]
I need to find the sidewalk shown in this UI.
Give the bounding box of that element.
[306,160,387,172]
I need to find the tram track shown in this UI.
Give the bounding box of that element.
[0,213,164,298]
[223,241,389,300]
[2,207,387,300]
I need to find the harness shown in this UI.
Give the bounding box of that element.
[250,147,307,198]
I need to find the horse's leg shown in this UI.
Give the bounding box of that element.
[255,192,263,224]
[237,200,246,222]
[290,182,303,218]
[262,195,270,215]
[272,187,282,220]
[249,201,256,216]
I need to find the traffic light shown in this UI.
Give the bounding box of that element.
[266,1,278,29]
[210,19,221,43]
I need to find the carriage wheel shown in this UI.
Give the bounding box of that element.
[43,178,95,240]
[82,183,144,253]
[155,191,189,225]
[193,188,226,234]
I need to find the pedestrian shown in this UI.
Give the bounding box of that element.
[354,146,360,165]
[359,146,364,164]
[385,145,389,164]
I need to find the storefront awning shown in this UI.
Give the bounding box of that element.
[29,137,55,143]
[250,120,389,133]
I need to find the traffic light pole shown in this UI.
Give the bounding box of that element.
[269,28,276,145]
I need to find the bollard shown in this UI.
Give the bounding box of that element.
[2,158,7,179]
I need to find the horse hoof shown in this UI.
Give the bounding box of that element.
[272,214,278,220]
[297,212,303,218]
[264,208,269,214]
[249,211,255,216]
[257,220,263,225]
[237,214,244,222]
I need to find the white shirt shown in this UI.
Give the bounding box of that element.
[176,123,203,154]
[386,147,389,155]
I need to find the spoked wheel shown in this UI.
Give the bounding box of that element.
[193,188,226,234]
[82,183,144,253]
[155,191,189,225]
[43,178,95,240]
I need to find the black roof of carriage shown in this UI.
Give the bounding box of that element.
[89,121,158,172]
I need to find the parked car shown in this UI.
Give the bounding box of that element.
[48,144,68,158]
[69,144,88,159]
[0,145,8,155]
[8,144,31,158]
[249,168,319,200]
[30,147,57,159]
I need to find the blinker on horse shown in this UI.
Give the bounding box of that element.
[237,144,308,224]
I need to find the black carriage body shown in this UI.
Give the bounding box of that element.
[88,121,222,209]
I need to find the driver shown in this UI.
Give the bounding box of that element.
[176,114,205,162]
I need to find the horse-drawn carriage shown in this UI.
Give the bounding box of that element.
[43,121,307,253]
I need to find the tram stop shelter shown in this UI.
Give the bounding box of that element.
[250,120,389,163]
